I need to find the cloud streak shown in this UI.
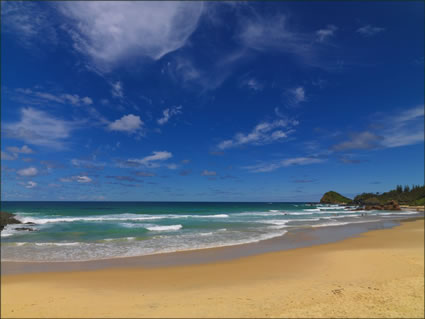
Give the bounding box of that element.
[244,157,325,173]
[217,119,298,150]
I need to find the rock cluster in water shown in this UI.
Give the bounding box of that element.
[0,211,35,231]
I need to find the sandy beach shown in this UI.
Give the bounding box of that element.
[1,218,424,318]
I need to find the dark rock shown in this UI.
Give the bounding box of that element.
[15,227,34,231]
[0,211,22,231]
[364,200,400,211]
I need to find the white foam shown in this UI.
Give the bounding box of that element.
[146,225,183,231]
[260,219,290,226]
[236,211,286,217]
[303,208,321,212]
[15,212,230,225]
[199,232,214,236]
[191,214,229,218]
[17,214,164,225]
[288,218,321,222]
[35,242,81,246]
[312,222,349,227]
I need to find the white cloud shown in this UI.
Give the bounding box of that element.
[217,119,298,150]
[58,2,204,71]
[21,181,37,189]
[75,176,92,183]
[17,167,38,177]
[108,114,143,133]
[157,106,182,125]
[316,25,337,42]
[356,25,385,37]
[244,157,325,173]
[201,170,217,176]
[128,151,173,168]
[7,145,34,154]
[3,107,75,148]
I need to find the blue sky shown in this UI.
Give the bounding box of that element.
[1,1,424,201]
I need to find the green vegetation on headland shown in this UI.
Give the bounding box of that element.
[320,185,425,207]
[353,185,425,206]
[320,191,352,204]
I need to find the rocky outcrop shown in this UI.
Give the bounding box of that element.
[0,211,22,231]
[364,200,401,211]
[320,191,352,205]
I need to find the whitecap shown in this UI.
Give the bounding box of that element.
[146,225,183,231]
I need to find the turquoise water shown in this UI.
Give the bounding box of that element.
[1,201,421,262]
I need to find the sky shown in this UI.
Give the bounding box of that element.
[1,1,424,202]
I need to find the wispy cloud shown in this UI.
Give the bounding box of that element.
[111,81,123,98]
[58,2,204,71]
[60,175,92,183]
[201,170,217,176]
[71,159,105,170]
[316,25,337,42]
[285,86,306,106]
[7,145,34,154]
[17,167,39,177]
[244,157,325,173]
[333,105,424,151]
[127,151,173,168]
[168,51,246,91]
[20,181,38,189]
[135,171,156,177]
[1,151,17,161]
[106,175,143,183]
[240,77,264,91]
[238,13,313,58]
[3,107,77,149]
[157,106,182,125]
[15,88,93,106]
[108,114,143,133]
[179,169,191,176]
[356,25,385,37]
[332,131,383,151]
[217,118,298,150]
[2,1,57,47]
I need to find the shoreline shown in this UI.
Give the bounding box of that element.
[1,218,424,318]
[2,216,417,274]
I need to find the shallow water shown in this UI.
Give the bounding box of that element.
[1,201,422,262]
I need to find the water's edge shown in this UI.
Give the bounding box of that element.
[3,217,422,275]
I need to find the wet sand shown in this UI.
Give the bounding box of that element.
[1,218,424,318]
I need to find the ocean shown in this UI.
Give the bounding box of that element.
[1,201,422,262]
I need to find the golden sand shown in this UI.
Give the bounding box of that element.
[1,219,424,318]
